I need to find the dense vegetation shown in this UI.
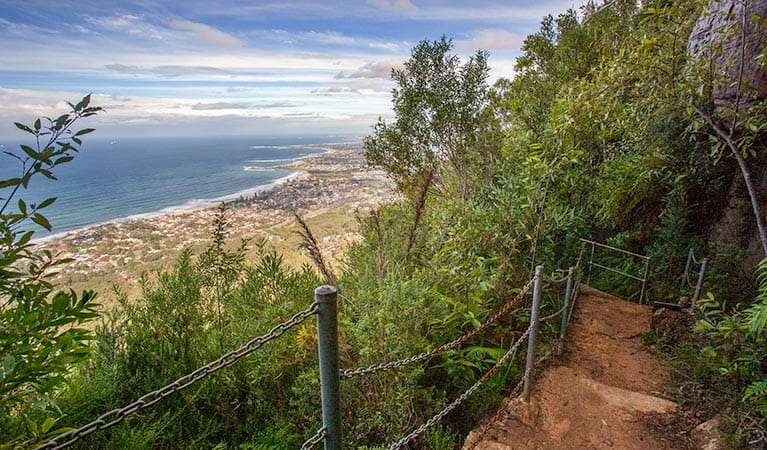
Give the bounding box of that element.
[1,0,766,448]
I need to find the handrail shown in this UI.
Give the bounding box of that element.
[579,238,650,260]
[590,262,645,282]
[580,238,651,304]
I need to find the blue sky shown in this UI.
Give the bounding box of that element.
[0,0,588,139]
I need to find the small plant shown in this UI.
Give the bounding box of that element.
[0,95,102,444]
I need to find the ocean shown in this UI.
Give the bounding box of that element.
[0,135,351,237]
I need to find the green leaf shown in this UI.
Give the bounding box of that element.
[34,118,41,130]
[18,198,27,214]
[21,144,40,160]
[54,156,74,165]
[14,122,34,134]
[39,169,57,180]
[32,213,53,231]
[38,197,57,209]
[74,128,95,136]
[3,355,14,373]
[75,94,91,111]
[0,178,22,189]
[41,417,57,434]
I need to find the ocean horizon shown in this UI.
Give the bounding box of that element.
[0,134,358,238]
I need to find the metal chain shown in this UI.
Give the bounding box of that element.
[542,273,568,284]
[300,427,326,450]
[36,303,320,450]
[685,273,695,289]
[690,250,701,265]
[387,324,534,450]
[341,278,535,378]
[462,348,554,450]
[538,303,568,324]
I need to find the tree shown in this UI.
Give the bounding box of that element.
[364,36,492,194]
[0,95,102,437]
[685,0,767,257]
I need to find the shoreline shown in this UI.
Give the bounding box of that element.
[32,171,304,245]
[37,141,396,294]
[31,145,338,245]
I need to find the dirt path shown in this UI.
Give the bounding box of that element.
[467,285,681,449]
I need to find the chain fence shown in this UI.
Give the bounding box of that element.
[38,258,586,450]
[36,302,320,450]
[300,427,327,450]
[462,347,556,450]
[543,273,569,284]
[341,278,535,378]
[386,324,534,449]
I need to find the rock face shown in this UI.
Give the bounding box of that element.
[687,0,767,109]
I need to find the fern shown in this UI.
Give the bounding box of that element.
[743,381,767,413]
[745,258,767,335]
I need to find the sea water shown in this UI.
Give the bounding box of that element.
[0,135,349,237]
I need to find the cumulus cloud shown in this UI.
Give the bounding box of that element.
[190,102,252,110]
[311,86,361,96]
[334,60,403,80]
[369,0,417,12]
[170,19,242,48]
[457,29,523,52]
[104,63,139,72]
[156,65,230,73]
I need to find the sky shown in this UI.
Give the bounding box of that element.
[0,0,588,139]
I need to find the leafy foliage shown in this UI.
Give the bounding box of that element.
[0,96,102,439]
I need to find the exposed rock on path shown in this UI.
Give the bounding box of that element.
[468,285,684,449]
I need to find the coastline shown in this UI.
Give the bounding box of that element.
[31,143,341,245]
[32,170,304,245]
[39,141,396,295]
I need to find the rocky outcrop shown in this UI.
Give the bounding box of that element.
[687,0,767,109]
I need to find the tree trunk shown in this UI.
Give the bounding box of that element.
[693,105,767,257]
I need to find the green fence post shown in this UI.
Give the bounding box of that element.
[315,285,341,450]
[560,266,574,339]
[523,266,543,403]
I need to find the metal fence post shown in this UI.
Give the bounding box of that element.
[315,285,341,450]
[587,243,595,284]
[640,257,650,305]
[692,258,709,305]
[560,266,574,339]
[523,266,543,403]
[680,248,693,292]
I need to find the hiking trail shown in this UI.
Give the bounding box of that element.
[467,285,681,450]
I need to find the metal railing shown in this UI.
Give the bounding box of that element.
[680,248,709,304]
[37,263,583,450]
[579,238,651,304]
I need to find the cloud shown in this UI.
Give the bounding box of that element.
[105,63,139,72]
[369,0,418,12]
[256,102,298,108]
[170,19,242,48]
[311,86,361,96]
[303,31,358,46]
[334,60,403,80]
[457,29,523,52]
[156,65,230,73]
[189,101,298,110]
[86,14,165,40]
[190,101,252,110]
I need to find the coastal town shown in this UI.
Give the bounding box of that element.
[41,142,396,296]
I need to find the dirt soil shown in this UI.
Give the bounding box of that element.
[467,285,688,450]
